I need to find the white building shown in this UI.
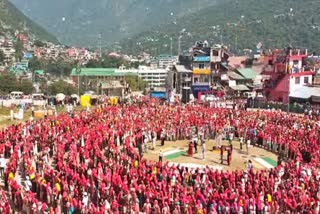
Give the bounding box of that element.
[0,47,15,62]
[138,66,168,87]
[151,54,178,69]
[115,66,168,88]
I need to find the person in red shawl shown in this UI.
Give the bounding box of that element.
[0,98,320,213]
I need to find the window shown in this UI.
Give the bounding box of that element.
[212,50,219,56]
[199,63,205,69]
[199,75,210,83]
[304,76,309,84]
[295,77,300,84]
[194,77,199,83]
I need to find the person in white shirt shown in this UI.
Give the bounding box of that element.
[239,136,244,151]
[82,192,89,207]
[247,160,253,172]
[0,154,6,177]
[152,131,157,150]
[246,139,251,154]
[201,140,206,160]
[25,176,32,191]
[159,150,163,162]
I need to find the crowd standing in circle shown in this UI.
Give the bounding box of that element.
[0,98,320,214]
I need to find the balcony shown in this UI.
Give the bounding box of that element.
[193,69,211,75]
[193,56,210,62]
[290,49,308,56]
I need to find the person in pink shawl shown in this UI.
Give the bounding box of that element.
[0,98,320,213]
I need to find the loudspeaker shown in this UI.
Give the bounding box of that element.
[182,87,191,104]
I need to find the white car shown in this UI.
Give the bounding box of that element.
[205,95,218,102]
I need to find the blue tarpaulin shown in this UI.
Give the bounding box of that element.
[191,85,210,97]
[150,92,166,99]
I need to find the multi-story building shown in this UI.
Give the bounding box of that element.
[0,46,16,63]
[210,44,231,87]
[137,66,168,88]
[168,65,192,95]
[261,48,315,103]
[189,42,232,98]
[151,54,177,69]
[191,41,211,97]
[117,66,168,88]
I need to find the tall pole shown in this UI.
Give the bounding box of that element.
[78,75,80,96]
[285,51,290,112]
[98,34,102,58]
[178,36,181,56]
[287,78,290,112]
[170,37,173,56]
[77,61,81,96]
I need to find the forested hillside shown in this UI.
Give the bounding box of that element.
[0,0,57,42]
[11,0,218,47]
[119,0,320,55]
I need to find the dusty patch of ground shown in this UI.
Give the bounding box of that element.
[143,139,278,171]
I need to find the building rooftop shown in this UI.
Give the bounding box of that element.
[101,81,126,89]
[228,71,245,80]
[35,70,45,76]
[174,65,192,73]
[70,68,137,77]
[236,68,257,80]
[230,84,250,91]
[290,86,320,99]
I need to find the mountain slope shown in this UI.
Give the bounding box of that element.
[119,0,320,55]
[10,0,218,47]
[0,0,58,42]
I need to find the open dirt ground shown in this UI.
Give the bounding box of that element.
[143,139,278,171]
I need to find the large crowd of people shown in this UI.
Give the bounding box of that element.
[0,98,320,213]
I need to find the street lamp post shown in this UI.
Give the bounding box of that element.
[76,62,81,96]
[170,37,173,56]
[287,78,290,112]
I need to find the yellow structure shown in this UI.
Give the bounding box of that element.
[109,97,118,105]
[80,95,91,107]
[34,110,44,119]
[48,109,53,116]
[193,69,211,75]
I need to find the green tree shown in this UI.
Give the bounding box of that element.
[48,80,77,95]
[0,49,4,63]
[33,40,46,47]
[124,75,148,91]
[86,56,128,68]
[17,79,34,94]
[101,56,125,68]
[28,57,45,70]
[86,59,102,68]
[46,59,75,76]
[39,79,48,93]
[14,40,24,62]
[0,73,18,94]
[130,61,140,69]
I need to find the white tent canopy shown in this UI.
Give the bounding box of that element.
[56,93,66,101]
[290,86,320,99]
